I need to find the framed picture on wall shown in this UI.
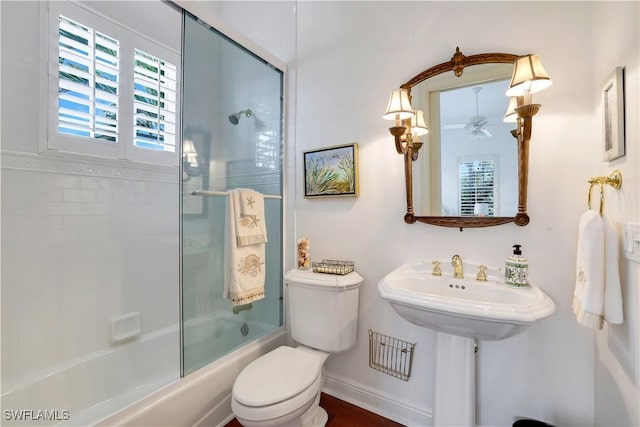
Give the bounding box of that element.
[303,143,359,198]
[602,66,625,162]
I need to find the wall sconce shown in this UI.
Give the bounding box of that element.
[182,137,201,180]
[503,53,552,224]
[383,88,428,161]
[504,54,552,123]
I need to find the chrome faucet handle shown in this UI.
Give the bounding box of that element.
[432,260,442,276]
[476,265,488,281]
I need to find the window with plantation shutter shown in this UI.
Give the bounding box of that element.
[57,15,120,142]
[458,158,497,217]
[45,1,180,166]
[133,49,177,153]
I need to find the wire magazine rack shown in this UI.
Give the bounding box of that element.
[368,330,416,381]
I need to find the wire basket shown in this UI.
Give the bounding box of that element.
[311,259,354,275]
[368,329,416,381]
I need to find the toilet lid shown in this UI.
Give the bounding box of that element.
[233,346,323,407]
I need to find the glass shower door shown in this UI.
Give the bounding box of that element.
[180,12,284,376]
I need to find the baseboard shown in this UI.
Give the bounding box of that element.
[322,374,432,426]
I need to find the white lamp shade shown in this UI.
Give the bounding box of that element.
[506,54,553,97]
[503,97,518,123]
[411,109,429,136]
[183,139,197,154]
[182,139,199,166]
[383,88,415,120]
[473,203,489,216]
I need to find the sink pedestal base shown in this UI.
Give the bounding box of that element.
[433,332,476,426]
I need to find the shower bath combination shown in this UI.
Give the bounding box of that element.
[228,109,253,125]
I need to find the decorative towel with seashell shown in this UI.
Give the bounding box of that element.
[224,189,267,306]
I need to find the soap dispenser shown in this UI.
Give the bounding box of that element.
[505,244,528,287]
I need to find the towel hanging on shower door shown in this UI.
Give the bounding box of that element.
[224,189,266,306]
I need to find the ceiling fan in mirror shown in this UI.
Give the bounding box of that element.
[443,86,494,138]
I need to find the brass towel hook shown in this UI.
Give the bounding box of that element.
[587,170,622,216]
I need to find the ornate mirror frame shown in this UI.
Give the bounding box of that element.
[400,47,531,229]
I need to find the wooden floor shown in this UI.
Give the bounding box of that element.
[225,393,405,427]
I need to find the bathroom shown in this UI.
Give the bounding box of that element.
[1,1,638,427]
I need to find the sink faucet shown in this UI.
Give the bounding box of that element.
[451,254,463,279]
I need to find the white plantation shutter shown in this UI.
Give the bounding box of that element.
[133,49,177,153]
[46,2,179,166]
[57,16,120,142]
[458,159,496,216]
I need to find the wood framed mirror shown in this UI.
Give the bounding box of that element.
[399,47,532,229]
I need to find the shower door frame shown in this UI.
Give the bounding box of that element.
[177,6,288,377]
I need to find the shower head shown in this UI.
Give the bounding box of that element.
[228,109,253,125]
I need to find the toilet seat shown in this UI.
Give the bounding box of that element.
[232,346,325,423]
[232,372,322,423]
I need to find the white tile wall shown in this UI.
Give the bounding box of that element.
[1,152,180,424]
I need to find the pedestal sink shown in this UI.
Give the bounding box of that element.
[378,262,555,426]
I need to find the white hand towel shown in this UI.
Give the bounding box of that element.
[235,188,267,247]
[573,210,605,329]
[602,216,623,324]
[224,189,266,306]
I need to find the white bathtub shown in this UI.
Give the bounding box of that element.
[1,323,178,427]
[182,311,279,376]
[96,319,286,427]
[1,312,285,427]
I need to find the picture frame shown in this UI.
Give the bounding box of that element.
[304,143,359,198]
[602,66,625,162]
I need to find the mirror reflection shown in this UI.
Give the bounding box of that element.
[410,64,517,218]
[384,48,553,228]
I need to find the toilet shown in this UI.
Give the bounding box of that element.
[231,269,363,427]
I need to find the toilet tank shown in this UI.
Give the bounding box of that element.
[285,269,363,352]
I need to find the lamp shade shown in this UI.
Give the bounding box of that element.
[506,54,552,97]
[182,139,199,166]
[503,97,518,123]
[383,88,414,120]
[183,139,197,155]
[474,203,489,216]
[411,109,429,136]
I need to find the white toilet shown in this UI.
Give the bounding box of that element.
[231,269,363,427]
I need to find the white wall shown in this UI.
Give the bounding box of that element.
[292,2,638,426]
[3,1,637,426]
[590,2,640,426]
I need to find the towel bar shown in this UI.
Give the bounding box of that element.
[587,170,622,216]
[190,190,282,199]
[588,170,622,188]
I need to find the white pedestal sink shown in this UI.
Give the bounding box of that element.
[378,262,555,426]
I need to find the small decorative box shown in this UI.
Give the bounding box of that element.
[311,259,355,275]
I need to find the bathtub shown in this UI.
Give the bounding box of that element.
[96,318,286,427]
[0,312,285,427]
[182,311,279,376]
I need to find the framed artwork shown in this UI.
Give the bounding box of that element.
[602,66,625,161]
[304,143,359,198]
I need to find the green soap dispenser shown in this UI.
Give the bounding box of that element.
[505,244,528,287]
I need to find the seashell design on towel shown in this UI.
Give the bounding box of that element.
[239,214,260,229]
[237,254,264,277]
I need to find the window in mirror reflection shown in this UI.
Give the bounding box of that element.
[458,157,495,216]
